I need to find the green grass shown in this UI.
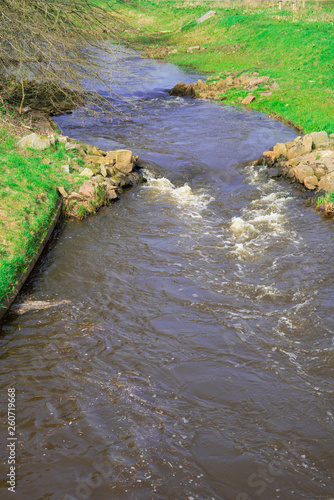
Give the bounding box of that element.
[114,0,334,134]
[317,190,334,206]
[0,123,83,307]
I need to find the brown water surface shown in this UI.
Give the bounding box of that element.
[1,50,333,500]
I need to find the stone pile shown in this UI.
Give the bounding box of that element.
[258,131,334,215]
[170,72,275,103]
[17,133,142,219]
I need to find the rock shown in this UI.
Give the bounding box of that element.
[116,150,134,174]
[314,165,327,180]
[17,133,55,150]
[270,82,279,90]
[225,75,234,86]
[293,164,315,183]
[245,76,270,89]
[100,164,108,177]
[287,139,312,160]
[263,150,277,164]
[302,134,313,152]
[304,175,318,190]
[196,10,216,24]
[285,141,294,150]
[197,79,206,89]
[330,133,334,140]
[57,186,69,198]
[65,142,79,151]
[106,150,117,160]
[67,192,84,202]
[289,156,303,167]
[187,45,200,53]
[286,168,295,179]
[83,155,102,167]
[61,165,70,174]
[106,188,118,201]
[170,81,193,96]
[273,142,287,157]
[318,174,334,192]
[293,136,302,144]
[91,146,106,157]
[316,150,334,172]
[57,135,69,144]
[103,178,120,189]
[79,180,97,198]
[238,73,251,85]
[170,49,178,55]
[80,168,94,178]
[310,131,329,148]
[267,167,281,178]
[242,94,255,105]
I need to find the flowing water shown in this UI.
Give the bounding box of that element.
[1,49,334,500]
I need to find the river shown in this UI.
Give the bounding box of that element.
[1,48,333,500]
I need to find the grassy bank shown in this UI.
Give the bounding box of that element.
[0,113,84,308]
[114,0,334,134]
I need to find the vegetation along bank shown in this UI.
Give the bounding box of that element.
[114,0,334,212]
[1,0,334,312]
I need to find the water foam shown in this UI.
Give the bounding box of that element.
[229,165,298,260]
[142,169,214,217]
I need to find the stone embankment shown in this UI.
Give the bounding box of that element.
[17,132,143,219]
[255,131,334,216]
[170,72,276,104]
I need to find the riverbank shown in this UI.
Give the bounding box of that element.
[115,0,334,134]
[0,109,141,312]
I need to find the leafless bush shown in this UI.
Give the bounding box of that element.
[0,0,127,115]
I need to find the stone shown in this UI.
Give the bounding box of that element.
[65,142,79,151]
[106,150,117,160]
[302,134,313,153]
[57,186,69,198]
[267,168,281,178]
[318,174,334,192]
[225,76,234,86]
[17,133,55,150]
[103,178,120,188]
[293,136,302,144]
[330,133,334,140]
[61,165,70,174]
[67,192,84,202]
[293,164,315,183]
[83,155,102,167]
[80,168,94,178]
[304,175,318,190]
[215,79,228,91]
[285,141,294,150]
[100,164,108,177]
[106,188,118,201]
[287,140,310,160]
[187,45,200,53]
[314,165,327,180]
[196,10,216,24]
[263,150,277,164]
[242,94,255,105]
[116,150,134,174]
[91,146,105,157]
[310,131,329,148]
[245,76,270,89]
[286,168,295,179]
[57,135,69,144]
[238,73,251,85]
[273,142,287,157]
[79,180,97,198]
[289,156,302,167]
